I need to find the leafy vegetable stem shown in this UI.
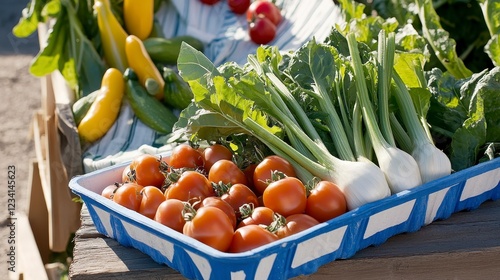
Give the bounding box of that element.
[390,113,413,153]
[392,72,431,146]
[265,73,330,153]
[377,30,396,146]
[242,118,334,180]
[310,78,356,161]
[352,101,366,159]
[346,33,389,153]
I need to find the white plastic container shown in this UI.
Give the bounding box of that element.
[69,157,500,280]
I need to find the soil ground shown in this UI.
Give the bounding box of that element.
[1,0,43,275]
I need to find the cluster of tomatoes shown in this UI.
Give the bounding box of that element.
[199,0,282,44]
[102,143,347,253]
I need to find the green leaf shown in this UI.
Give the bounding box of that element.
[178,42,219,82]
[485,35,500,67]
[394,52,427,88]
[29,11,68,77]
[177,45,283,143]
[409,87,431,119]
[414,0,473,79]
[426,66,500,170]
[12,0,48,38]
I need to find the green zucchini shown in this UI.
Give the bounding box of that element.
[123,68,177,134]
[143,36,204,65]
[162,66,194,109]
[72,89,100,125]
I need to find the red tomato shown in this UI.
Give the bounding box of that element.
[208,159,248,186]
[183,206,234,252]
[165,170,215,204]
[253,155,296,194]
[200,196,237,229]
[139,186,166,219]
[306,181,347,222]
[263,177,307,217]
[112,182,144,212]
[238,205,275,228]
[121,165,132,183]
[202,144,233,171]
[154,199,186,233]
[243,163,257,190]
[228,224,278,253]
[276,213,320,239]
[248,15,276,45]
[130,154,166,188]
[101,183,118,200]
[219,183,259,220]
[228,0,251,14]
[246,0,282,26]
[169,144,205,170]
[199,0,220,5]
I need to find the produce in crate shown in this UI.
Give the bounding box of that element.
[125,34,165,100]
[143,36,205,65]
[95,0,129,73]
[123,68,177,134]
[77,68,124,143]
[99,142,346,253]
[123,0,154,40]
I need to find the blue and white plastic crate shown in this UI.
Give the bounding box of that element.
[69,157,500,280]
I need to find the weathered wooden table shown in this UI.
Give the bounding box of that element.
[69,199,500,279]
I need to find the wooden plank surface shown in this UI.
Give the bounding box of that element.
[69,199,500,279]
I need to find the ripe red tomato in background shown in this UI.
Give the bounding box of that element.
[101,183,118,200]
[208,159,248,186]
[200,196,238,229]
[246,0,282,26]
[248,15,276,45]
[228,224,278,253]
[112,182,144,212]
[263,177,306,217]
[228,0,251,14]
[306,181,347,222]
[220,183,259,220]
[165,170,215,204]
[154,198,186,233]
[139,186,166,219]
[183,206,234,252]
[199,0,220,5]
[238,205,275,228]
[253,155,297,194]
[169,144,205,170]
[129,154,166,188]
[276,213,320,239]
[202,144,233,171]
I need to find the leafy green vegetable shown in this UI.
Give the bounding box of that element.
[479,0,500,66]
[12,0,49,38]
[414,0,473,79]
[14,0,107,99]
[426,66,500,171]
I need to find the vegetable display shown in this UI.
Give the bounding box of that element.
[13,0,500,271]
[77,68,124,143]
[13,0,204,142]
[102,144,341,252]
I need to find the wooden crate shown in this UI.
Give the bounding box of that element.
[15,22,83,280]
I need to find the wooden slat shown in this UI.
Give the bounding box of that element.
[70,199,500,279]
[16,213,49,280]
[26,160,50,265]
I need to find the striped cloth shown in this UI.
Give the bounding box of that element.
[82,0,344,173]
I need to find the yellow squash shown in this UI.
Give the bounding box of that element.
[78,68,124,143]
[94,0,128,72]
[123,0,154,40]
[125,34,164,100]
